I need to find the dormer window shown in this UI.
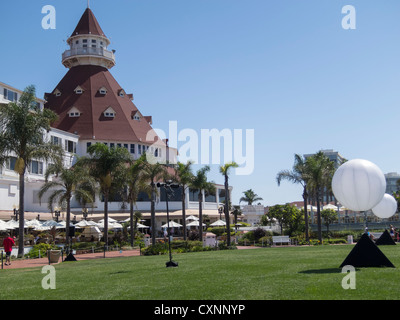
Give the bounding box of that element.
[103,106,116,118]
[131,110,142,121]
[118,89,126,97]
[53,89,61,97]
[99,87,107,95]
[68,107,81,117]
[74,86,84,94]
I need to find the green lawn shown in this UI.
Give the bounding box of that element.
[1,244,399,300]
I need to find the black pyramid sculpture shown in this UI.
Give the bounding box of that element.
[375,229,396,246]
[339,233,395,268]
[64,252,77,262]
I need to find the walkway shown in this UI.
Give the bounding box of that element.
[1,249,141,270]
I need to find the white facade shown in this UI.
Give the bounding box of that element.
[0,81,79,212]
[241,205,265,226]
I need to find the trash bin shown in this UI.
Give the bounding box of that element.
[144,235,151,247]
[49,250,61,263]
[347,235,353,244]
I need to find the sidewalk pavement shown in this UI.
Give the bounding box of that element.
[1,249,141,270]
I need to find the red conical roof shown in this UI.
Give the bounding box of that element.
[45,65,157,143]
[71,8,106,37]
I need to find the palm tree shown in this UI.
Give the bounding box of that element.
[0,85,62,257]
[174,161,194,241]
[122,155,149,246]
[305,151,335,242]
[239,189,263,205]
[190,166,215,243]
[219,161,238,246]
[77,143,131,246]
[38,161,95,247]
[141,154,167,245]
[276,154,310,242]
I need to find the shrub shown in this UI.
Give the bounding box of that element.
[25,243,60,259]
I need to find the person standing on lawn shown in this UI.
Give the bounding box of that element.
[3,233,15,266]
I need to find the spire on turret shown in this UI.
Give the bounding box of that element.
[62,7,115,69]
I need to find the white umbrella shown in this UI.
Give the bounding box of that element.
[75,220,98,228]
[210,219,226,227]
[97,221,123,229]
[186,215,199,221]
[41,220,64,228]
[4,219,20,230]
[186,220,206,227]
[323,204,339,210]
[25,219,43,229]
[55,220,75,229]
[98,218,117,223]
[127,223,149,230]
[161,221,182,228]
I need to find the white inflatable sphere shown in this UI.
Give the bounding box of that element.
[372,193,397,219]
[332,159,386,211]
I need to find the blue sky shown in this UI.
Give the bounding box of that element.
[2,0,400,206]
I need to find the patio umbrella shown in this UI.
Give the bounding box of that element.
[98,218,117,223]
[186,220,206,227]
[74,220,98,228]
[97,221,123,229]
[161,221,182,228]
[186,215,199,221]
[210,219,226,227]
[323,204,339,210]
[4,219,20,230]
[127,223,149,230]
[25,219,43,229]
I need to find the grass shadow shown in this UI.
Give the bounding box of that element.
[299,268,343,274]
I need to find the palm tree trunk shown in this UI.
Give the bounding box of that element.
[151,182,156,245]
[316,189,322,243]
[130,201,134,247]
[181,185,187,241]
[66,198,71,248]
[224,175,231,246]
[18,172,25,258]
[198,192,203,243]
[302,186,309,243]
[104,193,109,247]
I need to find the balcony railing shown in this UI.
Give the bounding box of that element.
[62,47,115,62]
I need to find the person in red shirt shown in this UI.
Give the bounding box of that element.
[3,233,15,266]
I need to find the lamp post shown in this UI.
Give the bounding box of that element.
[13,206,19,221]
[218,206,223,220]
[54,207,61,222]
[82,208,88,220]
[157,180,179,268]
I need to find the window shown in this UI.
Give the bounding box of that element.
[50,136,62,147]
[91,39,97,48]
[69,112,80,117]
[3,88,18,102]
[82,39,88,48]
[53,89,61,97]
[29,160,43,175]
[130,144,135,154]
[123,144,128,150]
[110,143,115,149]
[65,140,77,153]
[86,142,92,152]
[189,188,200,202]
[117,143,122,148]
[74,86,84,94]
[99,87,107,95]
[6,157,17,171]
[104,112,115,118]
[138,144,142,154]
